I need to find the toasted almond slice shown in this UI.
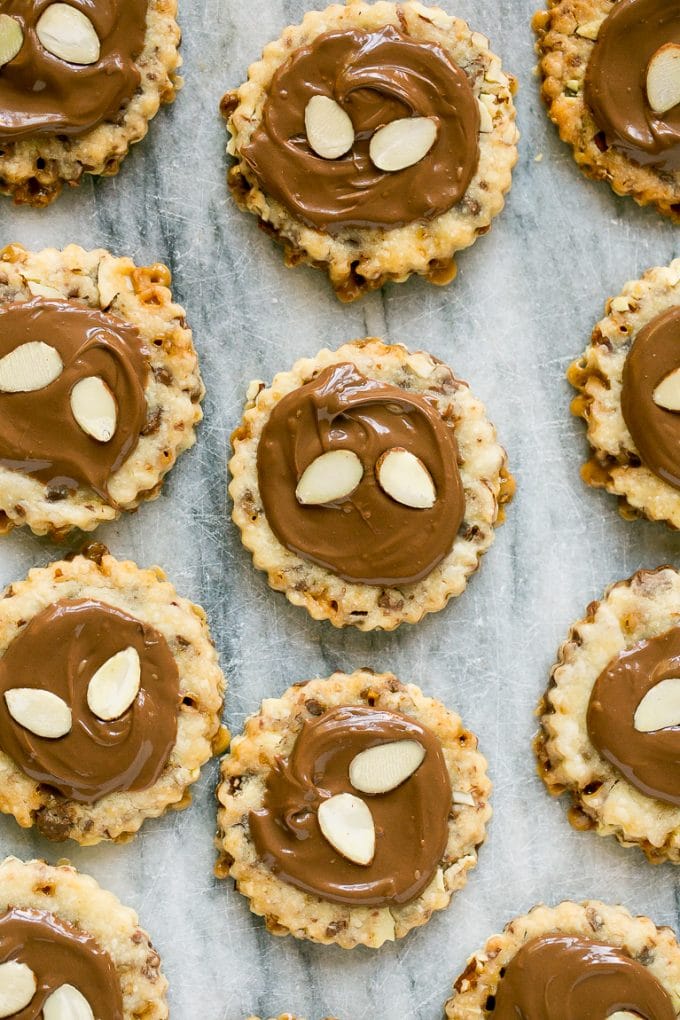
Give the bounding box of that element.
[653,367,680,411]
[369,116,437,172]
[478,97,494,133]
[0,341,63,394]
[349,739,425,794]
[295,449,363,505]
[87,647,141,722]
[43,984,94,1020]
[575,18,604,40]
[452,790,476,807]
[27,281,63,299]
[317,793,375,866]
[70,376,117,442]
[4,688,72,739]
[634,677,680,732]
[36,3,100,65]
[376,447,436,509]
[305,96,355,159]
[646,43,680,115]
[97,258,133,310]
[0,15,23,69]
[0,961,37,1018]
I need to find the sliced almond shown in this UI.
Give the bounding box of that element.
[609,1014,645,1020]
[97,257,133,310]
[304,96,355,160]
[27,281,63,299]
[70,376,117,442]
[0,342,63,394]
[4,688,72,739]
[452,790,476,807]
[376,447,436,509]
[317,793,375,866]
[653,367,680,411]
[646,43,680,115]
[36,4,100,66]
[634,677,680,732]
[86,647,141,721]
[369,117,437,172]
[477,97,494,133]
[0,15,23,69]
[349,740,425,795]
[575,18,604,40]
[0,961,37,1018]
[295,449,363,505]
[43,984,94,1020]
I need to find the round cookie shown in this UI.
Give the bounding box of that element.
[0,546,226,845]
[0,0,181,206]
[222,1,518,301]
[0,856,167,1018]
[533,0,680,220]
[444,900,680,1018]
[569,258,680,527]
[216,670,491,949]
[229,338,513,630]
[0,243,203,538]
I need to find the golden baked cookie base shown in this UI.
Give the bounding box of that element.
[216,670,491,950]
[0,0,181,206]
[533,0,680,221]
[230,338,513,631]
[0,243,204,537]
[569,258,680,528]
[444,900,680,1017]
[223,0,518,301]
[0,549,226,845]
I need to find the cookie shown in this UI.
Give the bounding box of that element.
[444,900,680,1018]
[568,258,680,528]
[222,1,518,301]
[0,546,226,845]
[0,243,203,538]
[533,0,680,220]
[229,338,513,630]
[0,1,180,206]
[216,669,491,949]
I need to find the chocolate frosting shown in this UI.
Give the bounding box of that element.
[0,598,179,804]
[257,362,465,586]
[587,625,680,805]
[493,934,675,1020]
[0,0,148,141]
[584,0,680,171]
[621,306,680,490]
[249,705,452,907]
[0,298,148,502]
[0,907,122,1020]
[243,26,480,231]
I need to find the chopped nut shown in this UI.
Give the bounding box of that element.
[452,790,476,807]
[611,295,633,313]
[26,282,63,299]
[478,97,494,133]
[576,18,604,40]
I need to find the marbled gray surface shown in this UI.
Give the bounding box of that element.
[1,1,679,1018]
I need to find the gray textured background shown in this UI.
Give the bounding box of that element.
[1,1,679,1018]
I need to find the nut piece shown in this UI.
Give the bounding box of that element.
[478,97,494,133]
[349,739,426,794]
[0,15,23,69]
[452,789,475,807]
[86,646,141,722]
[376,447,436,509]
[43,984,95,1020]
[36,3,100,65]
[305,96,355,160]
[653,367,680,411]
[369,116,437,172]
[317,793,376,866]
[634,677,680,732]
[610,1015,645,1020]
[70,376,117,442]
[575,18,604,40]
[0,342,63,394]
[646,43,680,116]
[4,688,72,739]
[0,961,37,1018]
[295,449,363,505]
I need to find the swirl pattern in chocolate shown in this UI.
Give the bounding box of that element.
[0,906,122,1020]
[587,625,680,805]
[0,598,180,804]
[249,706,452,906]
[493,934,675,1020]
[584,0,680,171]
[243,26,480,231]
[0,298,148,501]
[257,362,465,586]
[0,0,148,141]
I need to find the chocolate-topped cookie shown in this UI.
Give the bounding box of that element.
[0,1,181,205]
[222,1,518,301]
[533,0,680,219]
[230,339,513,629]
[216,670,490,949]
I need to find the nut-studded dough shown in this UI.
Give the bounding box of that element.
[216,670,491,949]
[568,259,680,527]
[0,244,204,538]
[222,1,518,302]
[0,548,227,845]
[229,338,513,631]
